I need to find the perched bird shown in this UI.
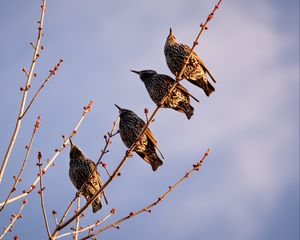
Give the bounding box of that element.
[131,69,199,120]
[115,104,163,171]
[69,140,108,213]
[164,28,216,97]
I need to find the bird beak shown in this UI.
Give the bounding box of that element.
[169,28,173,35]
[69,139,74,146]
[114,104,122,111]
[131,70,141,75]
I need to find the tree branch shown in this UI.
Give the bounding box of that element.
[74,197,81,240]
[0,0,47,184]
[0,199,28,240]
[0,116,41,212]
[80,149,211,239]
[51,0,222,237]
[0,101,94,207]
[20,59,63,119]
[37,152,51,238]
[56,210,114,239]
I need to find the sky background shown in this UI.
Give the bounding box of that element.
[0,0,299,239]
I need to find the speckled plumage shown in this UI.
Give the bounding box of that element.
[115,105,163,171]
[131,69,198,119]
[164,28,216,97]
[69,141,107,213]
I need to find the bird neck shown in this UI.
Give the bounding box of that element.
[167,36,177,45]
[69,154,85,166]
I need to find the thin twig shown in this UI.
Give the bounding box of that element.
[52,210,58,226]
[74,197,81,240]
[176,0,222,82]
[38,151,51,238]
[101,163,111,178]
[50,1,222,237]
[0,0,47,184]
[0,101,94,207]
[20,59,64,119]
[144,108,149,123]
[93,115,119,177]
[56,210,114,239]
[80,149,211,240]
[57,197,78,227]
[0,116,41,212]
[0,199,28,240]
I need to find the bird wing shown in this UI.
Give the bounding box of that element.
[145,128,164,159]
[176,83,200,103]
[136,151,151,165]
[193,52,217,83]
[163,75,200,102]
[138,120,164,159]
[144,128,157,146]
[97,172,108,205]
[87,159,108,204]
[183,44,216,83]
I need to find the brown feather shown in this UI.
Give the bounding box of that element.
[164,76,200,102]
[182,44,216,83]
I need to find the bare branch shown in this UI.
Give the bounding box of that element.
[37,151,51,238]
[0,0,47,184]
[20,59,64,119]
[56,198,77,228]
[56,210,114,239]
[0,116,41,212]
[176,0,223,82]
[74,198,81,240]
[0,101,94,207]
[50,1,222,236]
[0,199,28,240]
[144,108,149,123]
[52,210,58,226]
[101,162,111,178]
[80,149,211,239]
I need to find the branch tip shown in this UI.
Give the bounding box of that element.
[110,208,116,214]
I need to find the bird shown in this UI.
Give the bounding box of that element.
[131,69,199,120]
[164,28,216,97]
[69,140,108,213]
[115,104,163,171]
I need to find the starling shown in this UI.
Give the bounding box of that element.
[131,69,199,120]
[164,28,216,97]
[69,140,108,213]
[115,104,163,171]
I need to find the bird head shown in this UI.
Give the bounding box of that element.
[114,104,123,113]
[131,70,157,82]
[114,104,135,119]
[167,28,177,43]
[69,140,85,161]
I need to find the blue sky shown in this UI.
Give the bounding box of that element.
[0,0,299,239]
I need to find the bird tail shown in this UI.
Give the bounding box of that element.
[92,196,102,213]
[176,103,194,120]
[203,80,215,97]
[184,105,194,120]
[137,152,163,171]
[187,78,215,97]
[149,153,163,171]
